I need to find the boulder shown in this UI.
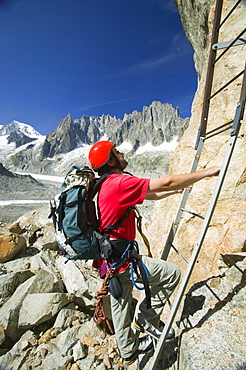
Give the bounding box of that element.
[0,232,26,262]
[55,257,105,311]
[18,292,73,328]
[0,330,38,370]
[49,321,103,351]
[28,225,58,251]
[28,250,64,292]
[0,270,34,298]
[38,225,58,251]
[72,341,87,361]
[0,269,64,342]
[0,255,31,274]
[17,205,52,229]
[55,257,88,296]
[8,221,23,234]
[53,304,89,329]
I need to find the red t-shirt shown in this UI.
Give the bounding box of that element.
[98,173,150,240]
[93,173,150,274]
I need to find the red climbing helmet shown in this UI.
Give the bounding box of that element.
[88,141,116,171]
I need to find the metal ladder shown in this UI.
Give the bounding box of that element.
[148,0,246,368]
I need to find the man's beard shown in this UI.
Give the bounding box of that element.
[120,158,128,170]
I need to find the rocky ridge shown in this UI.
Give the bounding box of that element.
[1,101,189,177]
[0,163,58,201]
[40,102,189,159]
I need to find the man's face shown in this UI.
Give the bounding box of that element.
[112,148,128,170]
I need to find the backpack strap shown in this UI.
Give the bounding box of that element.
[89,173,134,234]
[102,206,134,234]
[56,192,67,231]
[89,173,111,200]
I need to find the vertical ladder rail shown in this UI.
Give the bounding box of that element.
[199,0,223,139]
[161,138,204,260]
[148,73,246,369]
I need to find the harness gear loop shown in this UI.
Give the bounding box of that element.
[134,207,152,258]
[93,269,115,337]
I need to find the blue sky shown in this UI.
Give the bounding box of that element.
[0,0,197,135]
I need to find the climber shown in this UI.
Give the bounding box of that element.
[88,140,220,368]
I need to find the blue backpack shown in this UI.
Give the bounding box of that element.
[49,166,130,261]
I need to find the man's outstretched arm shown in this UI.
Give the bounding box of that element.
[146,166,220,196]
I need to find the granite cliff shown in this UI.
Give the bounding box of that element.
[146,1,246,367]
[148,0,246,283]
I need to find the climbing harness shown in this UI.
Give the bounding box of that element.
[93,240,152,333]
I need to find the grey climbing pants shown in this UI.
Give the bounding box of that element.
[110,256,180,358]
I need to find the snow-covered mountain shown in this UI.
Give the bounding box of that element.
[0,102,189,177]
[0,120,45,164]
[0,120,41,138]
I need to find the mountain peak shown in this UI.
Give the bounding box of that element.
[0,121,42,138]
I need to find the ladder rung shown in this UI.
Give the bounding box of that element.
[205,120,233,137]
[171,244,188,264]
[218,0,243,30]
[213,37,246,50]
[209,70,244,100]
[205,282,221,301]
[205,124,233,140]
[213,28,246,65]
[181,208,205,220]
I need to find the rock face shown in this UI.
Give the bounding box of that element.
[177,253,246,370]
[145,1,246,368]
[174,0,215,78]
[148,0,246,282]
